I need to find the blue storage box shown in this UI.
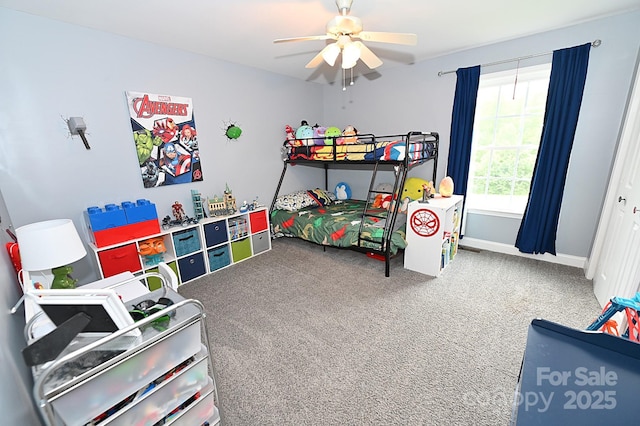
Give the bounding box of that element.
[86,204,127,232]
[173,227,201,257]
[208,245,231,272]
[123,199,158,224]
[203,220,228,247]
[178,252,206,282]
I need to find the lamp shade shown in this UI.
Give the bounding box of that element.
[16,219,87,271]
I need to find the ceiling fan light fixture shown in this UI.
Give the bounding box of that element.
[341,41,361,69]
[322,43,341,67]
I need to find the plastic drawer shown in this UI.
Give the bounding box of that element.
[178,252,206,282]
[251,231,271,254]
[49,321,202,426]
[249,210,268,233]
[98,243,142,277]
[173,227,201,257]
[203,220,228,247]
[104,350,209,426]
[208,245,231,272]
[231,237,252,263]
[167,377,217,425]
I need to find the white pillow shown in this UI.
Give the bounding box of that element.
[274,190,316,212]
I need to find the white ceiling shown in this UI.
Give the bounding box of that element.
[2,0,639,84]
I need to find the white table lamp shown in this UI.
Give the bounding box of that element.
[16,219,87,289]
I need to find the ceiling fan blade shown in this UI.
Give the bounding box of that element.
[357,31,417,46]
[274,35,334,43]
[305,51,326,69]
[354,41,383,69]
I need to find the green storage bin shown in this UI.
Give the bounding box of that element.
[231,237,251,263]
[146,261,180,290]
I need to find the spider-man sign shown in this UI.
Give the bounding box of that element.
[410,208,440,237]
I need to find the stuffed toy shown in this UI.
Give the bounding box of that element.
[324,126,341,145]
[285,125,297,146]
[295,120,314,145]
[372,183,395,208]
[335,182,351,200]
[402,177,435,201]
[340,125,358,144]
[313,125,327,142]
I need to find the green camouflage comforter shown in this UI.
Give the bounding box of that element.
[270,199,407,255]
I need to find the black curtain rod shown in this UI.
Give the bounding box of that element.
[437,39,601,77]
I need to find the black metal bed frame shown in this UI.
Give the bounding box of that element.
[270,131,439,277]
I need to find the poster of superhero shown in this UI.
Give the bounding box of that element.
[126,91,203,188]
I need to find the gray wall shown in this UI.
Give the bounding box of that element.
[0,8,324,286]
[0,192,42,423]
[323,11,640,258]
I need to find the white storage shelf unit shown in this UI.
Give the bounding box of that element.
[28,287,220,426]
[89,207,271,286]
[404,195,463,277]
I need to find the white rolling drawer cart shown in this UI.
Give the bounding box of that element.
[25,275,220,426]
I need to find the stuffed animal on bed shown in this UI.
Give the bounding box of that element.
[402,177,435,201]
[335,182,351,200]
[285,125,297,146]
[340,125,358,144]
[372,183,395,208]
[324,126,341,145]
[295,120,314,145]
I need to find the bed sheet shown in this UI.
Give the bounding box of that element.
[287,140,436,162]
[270,199,407,255]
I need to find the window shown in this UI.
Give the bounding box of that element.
[466,63,551,215]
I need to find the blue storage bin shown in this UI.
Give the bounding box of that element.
[173,227,201,257]
[203,220,228,247]
[177,252,206,282]
[208,245,231,272]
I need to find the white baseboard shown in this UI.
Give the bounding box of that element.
[459,237,587,270]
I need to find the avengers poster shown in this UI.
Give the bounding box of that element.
[126,91,202,187]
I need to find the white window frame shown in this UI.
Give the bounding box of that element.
[465,63,552,217]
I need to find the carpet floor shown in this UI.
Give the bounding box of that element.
[178,237,601,425]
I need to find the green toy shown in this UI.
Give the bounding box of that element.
[51,265,78,289]
[324,126,341,145]
[225,124,242,140]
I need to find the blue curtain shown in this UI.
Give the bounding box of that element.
[446,65,480,235]
[515,43,591,254]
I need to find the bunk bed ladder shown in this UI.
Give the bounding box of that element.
[357,161,407,257]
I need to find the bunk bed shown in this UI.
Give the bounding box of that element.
[270,131,439,277]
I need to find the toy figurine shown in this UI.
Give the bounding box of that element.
[172,201,185,221]
[51,266,77,289]
[420,183,433,203]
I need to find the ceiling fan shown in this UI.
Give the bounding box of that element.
[274,0,417,70]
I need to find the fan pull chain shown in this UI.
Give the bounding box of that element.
[342,68,346,91]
